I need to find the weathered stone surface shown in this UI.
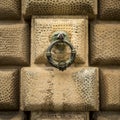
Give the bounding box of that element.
[100,68,120,110]
[0,23,29,65]
[21,67,99,111]
[92,112,120,120]
[22,0,97,18]
[31,16,88,66]
[90,21,120,65]
[0,111,24,120]
[0,69,19,110]
[99,0,120,20]
[0,0,21,20]
[31,112,89,120]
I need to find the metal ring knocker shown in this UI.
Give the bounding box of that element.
[46,31,76,71]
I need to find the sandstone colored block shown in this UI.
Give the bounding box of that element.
[0,111,24,120]
[21,67,99,111]
[93,112,120,120]
[0,23,29,65]
[31,16,88,66]
[0,0,21,20]
[22,0,97,18]
[31,112,89,120]
[100,68,120,110]
[0,69,19,110]
[90,21,120,65]
[99,0,120,20]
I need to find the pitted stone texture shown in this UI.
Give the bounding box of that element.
[0,111,24,120]
[31,16,88,66]
[93,112,120,120]
[31,112,89,120]
[0,69,19,110]
[0,0,21,20]
[90,22,120,65]
[100,68,120,110]
[99,0,120,20]
[22,0,97,18]
[21,67,99,111]
[0,23,29,65]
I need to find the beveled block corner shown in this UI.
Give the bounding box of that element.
[92,112,120,120]
[100,68,120,110]
[0,111,24,120]
[0,0,21,20]
[0,22,29,66]
[31,16,88,66]
[99,0,120,20]
[0,69,19,110]
[31,112,89,120]
[21,67,99,111]
[22,0,97,18]
[90,21,120,65]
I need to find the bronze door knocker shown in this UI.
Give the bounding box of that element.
[46,31,76,71]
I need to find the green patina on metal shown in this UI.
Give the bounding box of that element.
[46,31,76,71]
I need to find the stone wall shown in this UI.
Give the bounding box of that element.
[0,0,120,119]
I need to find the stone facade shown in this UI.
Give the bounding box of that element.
[0,0,120,119]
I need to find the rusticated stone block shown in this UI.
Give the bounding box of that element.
[0,0,21,20]
[21,67,99,111]
[31,112,89,120]
[0,111,24,120]
[22,0,97,18]
[92,112,120,120]
[31,16,88,66]
[0,69,19,110]
[0,23,29,65]
[100,68,120,110]
[99,0,120,20]
[90,21,120,65]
